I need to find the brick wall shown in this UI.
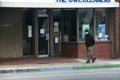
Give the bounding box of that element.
[78,42,112,59]
[62,42,112,59]
[93,42,112,58]
[78,43,86,58]
[62,43,78,58]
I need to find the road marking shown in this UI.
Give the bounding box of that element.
[1,72,120,79]
[0,79,10,80]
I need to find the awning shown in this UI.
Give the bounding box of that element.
[0,0,119,8]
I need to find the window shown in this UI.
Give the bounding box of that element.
[95,9,106,41]
[63,9,77,42]
[79,9,94,41]
[23,9,33,55]
[53,9,61,44]
[79,8,112,41]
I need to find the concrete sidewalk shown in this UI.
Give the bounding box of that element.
[0,58,120,74]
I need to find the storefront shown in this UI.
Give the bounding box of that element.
[0,0,119,58]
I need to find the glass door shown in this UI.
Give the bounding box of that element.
[38,16,49,57]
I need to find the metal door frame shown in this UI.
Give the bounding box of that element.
[38,14,49,57]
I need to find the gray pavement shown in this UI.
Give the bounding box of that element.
[0,59,120,74]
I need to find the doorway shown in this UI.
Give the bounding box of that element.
[38,16,49,57]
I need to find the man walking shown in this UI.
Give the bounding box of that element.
[85,29,96,63]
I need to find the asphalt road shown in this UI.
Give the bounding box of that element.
[0,68,120,80]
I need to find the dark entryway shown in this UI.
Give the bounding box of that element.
[38,16,49,57]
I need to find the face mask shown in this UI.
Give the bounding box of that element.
[85,32,89,34]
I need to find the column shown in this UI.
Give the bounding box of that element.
[115,4,120,58]
[32,9,39,58]
[49,9,54,57]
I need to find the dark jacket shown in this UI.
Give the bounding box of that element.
[85,33,95,47]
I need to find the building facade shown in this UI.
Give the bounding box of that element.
[0,0,119,59]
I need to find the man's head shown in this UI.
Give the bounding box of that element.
[85,29,89,34]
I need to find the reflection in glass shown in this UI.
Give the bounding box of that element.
[79,9,94,41]
[63,9,77,41]
[95,9,106,41]
[78,8,112,41]
[38,17,48,55]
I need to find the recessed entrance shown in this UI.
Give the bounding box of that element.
[38,16,49,57]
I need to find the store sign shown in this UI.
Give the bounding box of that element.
[0,0,118,8]
[56,0,114,3]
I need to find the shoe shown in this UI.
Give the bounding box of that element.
[86,61,90,63]
[92,57,96,63]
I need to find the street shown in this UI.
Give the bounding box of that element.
[0,68,120,80]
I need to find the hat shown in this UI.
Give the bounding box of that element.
[85,29,89,32]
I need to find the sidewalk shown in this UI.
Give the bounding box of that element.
[0,57,120,74]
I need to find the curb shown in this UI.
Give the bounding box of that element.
[0,63,120,74]
[73,64,120,70]
[40,66,72,71]
[0,66,73,74]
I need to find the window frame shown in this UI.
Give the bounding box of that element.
[78,8,113,42]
